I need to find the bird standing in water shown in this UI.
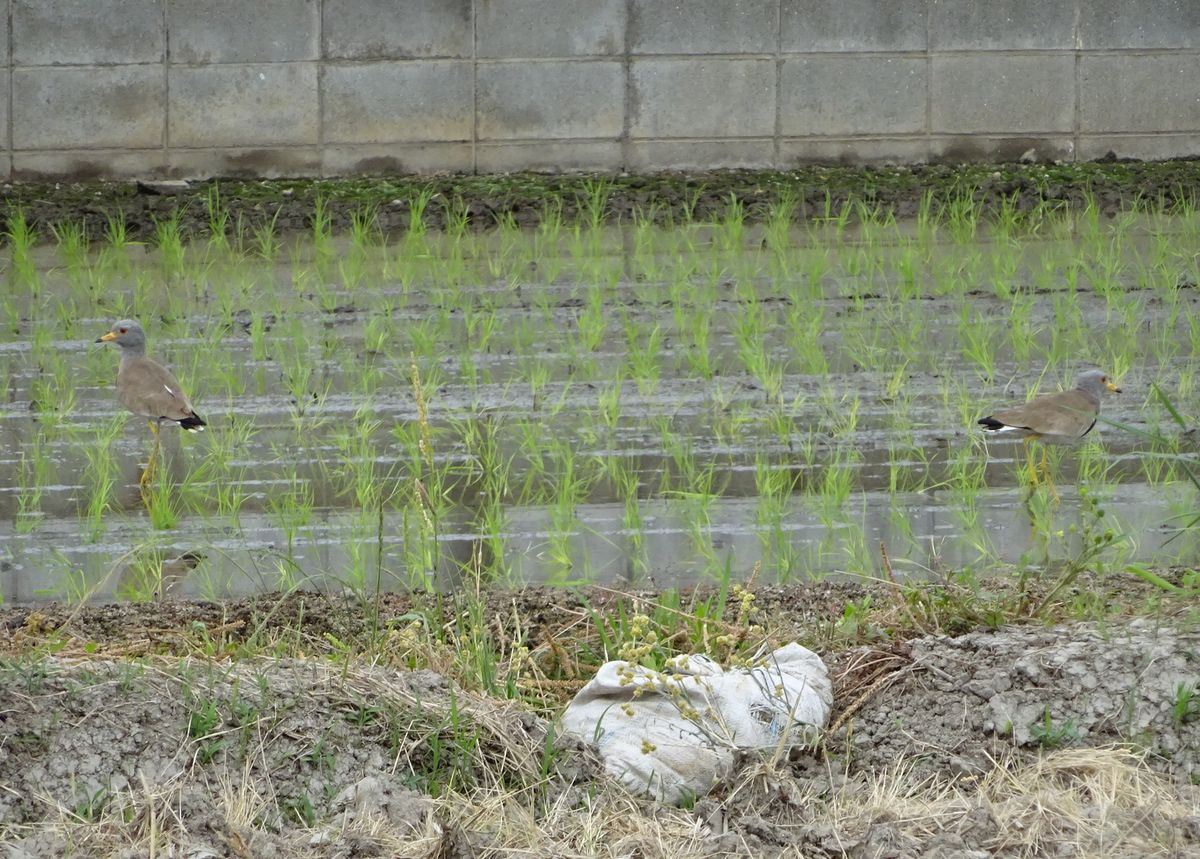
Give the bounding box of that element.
[97,319,205,487]
[978,368,1121,494]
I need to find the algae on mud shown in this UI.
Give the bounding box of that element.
[0,158,1199,243]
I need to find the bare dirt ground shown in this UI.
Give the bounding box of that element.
[2,580,1199,857]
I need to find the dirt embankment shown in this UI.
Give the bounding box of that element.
[1,585,1198,858]
[3,159,1200,244]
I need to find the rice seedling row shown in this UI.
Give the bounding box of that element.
[2,193,1198,600]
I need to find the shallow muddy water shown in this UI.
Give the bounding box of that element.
[1,213,1198,601]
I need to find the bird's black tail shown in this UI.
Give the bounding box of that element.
[977,416,1005,430]
[180,412,207,432]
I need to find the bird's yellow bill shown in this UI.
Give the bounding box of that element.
[1106,380,1122,393]
[98,331,117,342]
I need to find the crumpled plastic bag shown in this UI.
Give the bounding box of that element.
[560,643,831,805]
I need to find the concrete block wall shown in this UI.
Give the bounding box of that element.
[3,0,1199,179]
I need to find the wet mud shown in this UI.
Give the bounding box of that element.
[1,159,1199,243]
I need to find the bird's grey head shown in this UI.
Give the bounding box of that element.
[97,319,147,354]
[1075,369,1121,399]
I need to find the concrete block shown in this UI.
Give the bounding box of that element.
[169,0,318,63]
[631,0,777,54]
[780,138,931,165]
[782,0,926,52]
[929,135,1074,163]
[167,147,321,179]
[929,0,1074,50]
[931,55,1073,133]
[322,143,474,175]
[477,0,624,57]
[1077,135,1200,162]
[1081,56,1200,133]
[781,57,926,136]
[1080,1,1200,49]
[169,64,318,147]
[323,62,472,144]
[14,0,163,65]
[476,142,623,172]
[631,59,775,138]
[625,140,774,170]
[14,67,164,149]
[14,150,168,180]
[0,70,9,150]
[478,62,624,140]
[323,0,471,59]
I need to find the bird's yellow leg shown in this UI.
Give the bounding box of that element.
[1023,438,1039,488]
[1039,445,1060,502]
[140,422,162,488]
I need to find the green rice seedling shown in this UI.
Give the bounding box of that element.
[311,194,334,259]
[6,208,39,297]
[764,398,804,452]
[267,477,315,560]
[787,301,828,375]
[79,416,125,542]
[891,240,924,301]
[334,405,390,512]
[15,433,52,534]
[350,204,380,250]
[718,192,747,254]
[764,190,797,260]
[508,417,550,503]
[567,285,606,359]
[152,212,186,280]
[442,194,471,241]
[278,334,330,418]
[596,374,624,434]
[141,453,190,531]
[958,307,999,382]
[404,186,435,238]
[204,184,230,252]
[754,455,801,582]
[671,478,721,573]
[624,318,664,397]
[944,189,983,245]
[577,177,610,233]
[817,387,861,440]
[29,335,77,426]
[990,192,1023,243]
[50,220,91,287]
[1171,683,1198,727]
[943,441,988,496]
[252,206,283,261]
[732,299,784,403]
[682,304,715,379]
[817,447,858,515]
[338,251,366,293]
[100,208,133,264]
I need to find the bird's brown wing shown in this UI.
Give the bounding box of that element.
[990,389,1098,439]
[117,356,198,422]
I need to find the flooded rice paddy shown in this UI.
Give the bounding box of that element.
[1,197,1199,602]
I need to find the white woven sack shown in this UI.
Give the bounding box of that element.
[560,643,832,805]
